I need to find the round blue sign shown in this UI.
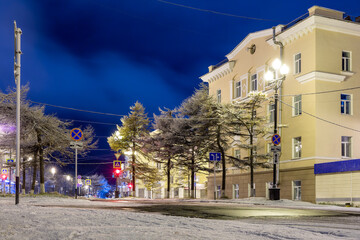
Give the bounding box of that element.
[272,134,281,146]
[70,128,83,141]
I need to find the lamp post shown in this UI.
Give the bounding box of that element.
[65,175,71,195]
[50,167,56,192]
[265,57,289,200]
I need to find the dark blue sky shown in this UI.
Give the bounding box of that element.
[1,0,360,178]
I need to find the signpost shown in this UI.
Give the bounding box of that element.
[85,179,91,185]
[270,134,281,200]
[6,159,14,164]
[70,128,83,199]
[113,161,122,169]
[209,152,221,200]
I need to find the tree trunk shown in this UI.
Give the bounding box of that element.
[250,109,255,197]
[31,150,38,194]
[39,146,45,194]
[131,142,136,197]
[191,150,195,199]
[166,158,171,198]
[217,126,226,198]
[22,157,26,194]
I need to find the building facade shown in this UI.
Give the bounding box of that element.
[200,6,360,205]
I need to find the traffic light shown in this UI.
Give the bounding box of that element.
[114,169,121,178]
[1,174,7,181]
[128,183,133,189]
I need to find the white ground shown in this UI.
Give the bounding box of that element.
[0,196,360,240]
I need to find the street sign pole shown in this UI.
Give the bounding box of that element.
[14,21,22,205]
[213,161,216,200]
[75,147,78,199]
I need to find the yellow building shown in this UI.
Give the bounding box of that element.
[200,6,360,205]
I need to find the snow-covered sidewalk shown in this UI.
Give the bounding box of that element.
[0,196,359,240]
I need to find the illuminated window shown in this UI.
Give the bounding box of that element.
[293,95,302,116]
[342,51,351,72]
[294,53,301,74]
[293,137,302,159]
[341,94,351,115]
[341,136,351,158]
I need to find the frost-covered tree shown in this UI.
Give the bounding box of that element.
[108,101,152,196]
[143,108,182,198]
[224,92,271,197]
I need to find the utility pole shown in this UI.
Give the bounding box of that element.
[14,21,22,205]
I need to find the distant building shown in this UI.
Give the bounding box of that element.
[200,6,360,205]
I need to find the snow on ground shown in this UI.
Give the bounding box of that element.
[0,196,359,240]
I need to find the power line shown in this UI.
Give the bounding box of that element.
[280,86,360,97]
[157,0,279,22]
[29,100,126,117]
[278,99,360,133]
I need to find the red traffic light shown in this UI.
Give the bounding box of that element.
[114,169,122,177]
[1,174,7,180]
[128,183,133,189]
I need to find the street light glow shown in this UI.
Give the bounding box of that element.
[51,167,56,175]
[265,71,274,81]
[280,64,289,75]
[66,175,71,181]
[272,58,282,70]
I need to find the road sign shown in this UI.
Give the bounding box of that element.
[113,160,122,169]
[115,153,121,160]
[209,152,221,161]
[70,128,83,141]
[70,141,83,149]
[77,175,82,179]
[85,179,91,185]
[271,146,281,152]
[6,159,14,163]
[1,168,8,174]
[272,134,281,146]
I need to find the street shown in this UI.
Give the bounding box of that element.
[1,197,360,239]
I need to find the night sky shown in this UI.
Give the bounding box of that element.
[1,0,360,180]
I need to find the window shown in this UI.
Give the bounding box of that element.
[293,137,302,159]
[341,136,351,158]
[341,94,351,115]
[293,95,302,116]
[251,74,257,91]
[342,51,351,72]
[217,89,221,103]
[294,53,301,74]
[233,184,239,199]
[267,143,272,154]
[216,185,221,199]
[234,149,240,159]
[156,162,161,170]
[293,180,301,200]
[235,81,241,98]
[269,103,275,123]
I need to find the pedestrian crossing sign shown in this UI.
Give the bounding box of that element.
[85,179,91,185]
[113,160,122,169]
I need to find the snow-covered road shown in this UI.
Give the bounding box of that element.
[0,197,359,240]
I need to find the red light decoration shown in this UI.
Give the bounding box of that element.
[1,174,7,180]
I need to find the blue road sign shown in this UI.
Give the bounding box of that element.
[272,134,281,146]
[6,159,14,163]
[113,160,122,169]
[209,152,221,161]
[70,128,83,141]
[77,175,82,179]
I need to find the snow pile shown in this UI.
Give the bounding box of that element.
[0,196,359,240]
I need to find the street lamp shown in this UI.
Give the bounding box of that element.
[265,57,289,200]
